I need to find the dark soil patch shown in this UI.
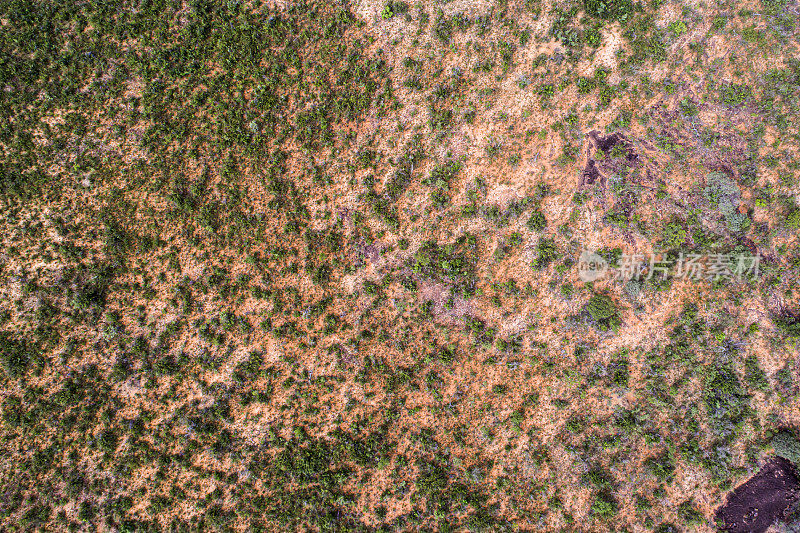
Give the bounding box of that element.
[588,130,637,162]
[581,130,639,188]
[362,244,380,264]
[582,159,601,185]
[715,457,800,533]
[590,130,623,153]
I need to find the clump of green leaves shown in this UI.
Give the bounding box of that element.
[582,0,634,22]
[425,160,462,189]
[702,365,750,438]
[531,238,559,269]
[787,208,800,229]
[623,15,666,64]
[720,83,752,107]
[772,431,800,465]
[585,468,617,519]
[0,333,31,379]
[645,452,675,483]
[704,172,749,232]
[744,355,768,392]
[527,210,547,231]
[591,493,618,519]
[411,235,479,296]
[677,500,703,524]
[776,312,800,338]
[550,7,580,47]
[661,220,687,248]
[584,294,621,331]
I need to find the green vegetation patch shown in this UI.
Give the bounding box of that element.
[412,234,479,296]
[584,293,621,331]
[582,0,634,22]
[772,431,800,465]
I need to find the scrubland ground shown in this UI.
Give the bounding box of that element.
[2,0,800,530]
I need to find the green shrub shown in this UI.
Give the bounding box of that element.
[531,238,559,269]
[772,431,800,465]
[704,172,749,232]
[582,0,634,22]
[645,452,675,482]
[703,365,750,434]
[677,500,702,524]
[623,16,666,64]
[20,504,50,528]
[776,313,800,338]
[434,12,453,42]
[584,294,620,330]
[787,209,800,229]
[411,236,478,295]
[538,84,555,99]
[669,20,687,36]
[585,26,602,46]
[680,97,699,116]
[0,333,29,379]
[527,210,547,231]
[584,469,612,490]
[661,221,687,248]
[98,430,119,452]
[744,355,768,392]
[761,0,791,15]
[591,492,618,519]
[609,357,629,387]
[720,84,752,107]
[425,160,461,189]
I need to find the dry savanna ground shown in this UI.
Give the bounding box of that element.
[1,0,800,531]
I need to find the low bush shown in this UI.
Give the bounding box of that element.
[772,431,800,465]
[584,294,621,331]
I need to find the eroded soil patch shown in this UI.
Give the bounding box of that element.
[715,457,800,533]
[581,130,639,188]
